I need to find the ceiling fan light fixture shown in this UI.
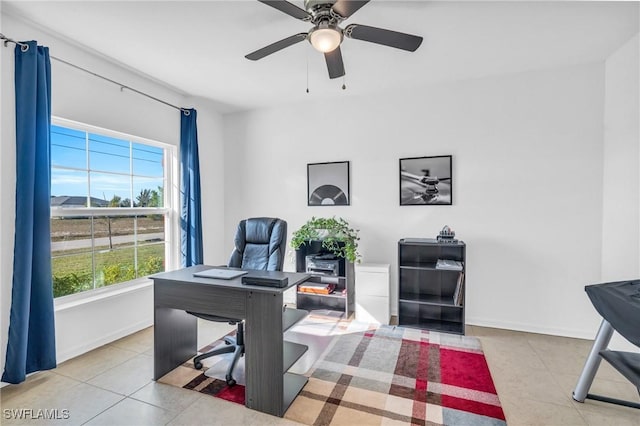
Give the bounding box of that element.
[247,0,424,80]
[309,24,342,53]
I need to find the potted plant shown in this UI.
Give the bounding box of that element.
[291,216,361,263]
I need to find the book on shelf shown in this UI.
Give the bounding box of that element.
[298,282,336,295]
[452,272,464,305]
[402,238,438,244]
[436,259,463,271]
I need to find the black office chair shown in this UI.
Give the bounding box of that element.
[189,217,287,386]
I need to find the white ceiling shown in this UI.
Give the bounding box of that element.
[3,1,639,113]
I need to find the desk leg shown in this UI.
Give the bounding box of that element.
[573,319,614,402]
[244,291,284,417]
[154,307,198,380]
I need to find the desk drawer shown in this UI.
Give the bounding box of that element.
[154,279,246,318]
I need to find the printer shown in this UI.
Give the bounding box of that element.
[305,254,343,277]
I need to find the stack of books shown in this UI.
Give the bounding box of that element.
[452,272,464,306]
[298,282,336,295]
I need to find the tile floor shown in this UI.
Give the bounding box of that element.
[1,320,638,425]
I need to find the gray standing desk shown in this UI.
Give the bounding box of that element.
[573,279,640,409]
[152,265,311,417]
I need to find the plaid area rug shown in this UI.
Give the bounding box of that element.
[160,319,506,426]
[284,325,506,426]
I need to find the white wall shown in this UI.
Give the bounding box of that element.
[189,96,227,265]
[601,34,640,352]
[224,63,610,340]
[0,13,225,374]
[1,9,19,381]
[602,34,639,281]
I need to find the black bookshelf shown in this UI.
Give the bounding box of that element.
[398,239,466,335]
[295,241,355,317]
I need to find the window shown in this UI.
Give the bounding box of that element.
[50,119,177,298]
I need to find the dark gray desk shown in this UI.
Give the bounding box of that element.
[152,265,311,417]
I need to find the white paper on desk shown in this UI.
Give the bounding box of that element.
[193,269,248,280]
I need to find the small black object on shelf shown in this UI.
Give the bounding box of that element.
[241,275,289,288]
[437,225,458,243]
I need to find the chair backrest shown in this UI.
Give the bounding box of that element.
[228,217,287,271]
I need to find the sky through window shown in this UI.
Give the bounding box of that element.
[51,124,165,206]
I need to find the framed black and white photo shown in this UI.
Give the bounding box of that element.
[399,155,452,205]
[307,161,350,206]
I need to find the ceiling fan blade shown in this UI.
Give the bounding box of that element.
[331,0,370,19]
[344,24,423,52]
[245,33,308,61]
[258,0,312,21]
[324,47,345,79]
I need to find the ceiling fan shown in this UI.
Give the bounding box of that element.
[245,0,423,79]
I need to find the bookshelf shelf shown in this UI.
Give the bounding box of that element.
[398,239,466,335]
[398,292,463,307]
[297,291,346,299]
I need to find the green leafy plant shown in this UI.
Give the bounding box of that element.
[52,272,93,298]
[291,217,361,263]
[103,264,122,285]
[140,256,164,276]
[101,264,135,285]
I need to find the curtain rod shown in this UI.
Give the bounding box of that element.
[51,56,189,114]
[0,33,29,51]
[1,32,190,115]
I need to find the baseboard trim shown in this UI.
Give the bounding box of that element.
[466,316,598,340]
[56,319,153,363]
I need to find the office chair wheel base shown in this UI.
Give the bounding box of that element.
[194,361,203,370]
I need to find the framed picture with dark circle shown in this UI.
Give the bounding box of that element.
[307,161,350,206]
[400,155,452,205]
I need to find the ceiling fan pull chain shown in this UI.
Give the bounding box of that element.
[306,50,310,93]
[342,74,346,90]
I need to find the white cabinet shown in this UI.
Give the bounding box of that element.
[355,263,390,325]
